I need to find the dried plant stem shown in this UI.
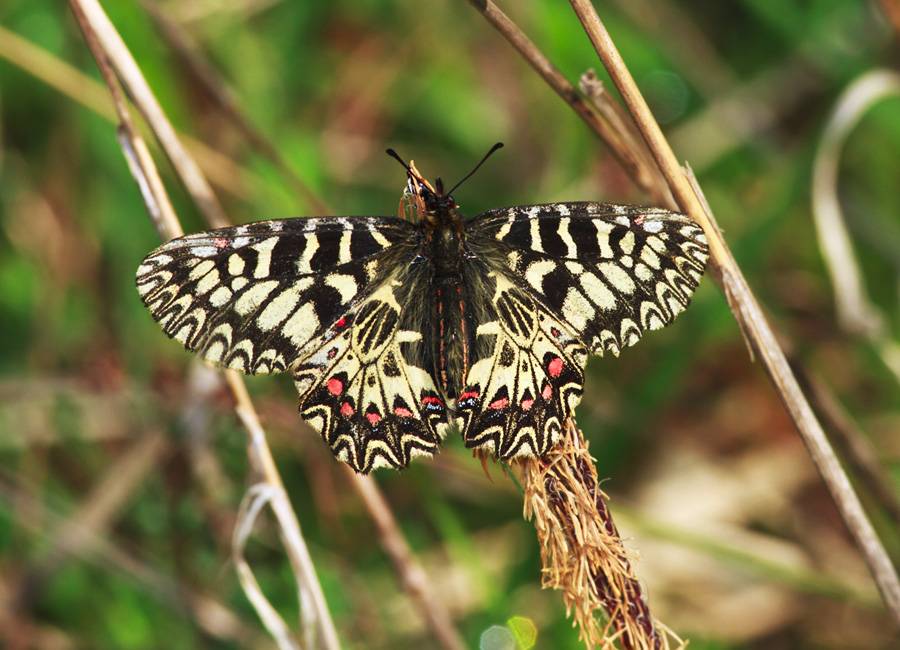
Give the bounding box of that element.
[68,1,340,647]
[467,0,670,206]
[226,374,341,650]
[70,0,229,228]
[790,360,900,528]
[523,419,675,650]
[565,0,900,627]
[812,69,900,384]
[137,0,331,215]
[344,470,467,650]
[67,1,180,240]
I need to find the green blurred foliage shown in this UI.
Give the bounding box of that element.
[1,0,899,648]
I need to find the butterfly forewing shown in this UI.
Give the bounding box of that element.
[469,203,708,357]
[137,217,414,372]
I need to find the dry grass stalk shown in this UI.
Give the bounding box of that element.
[563,0,900,626]
[67,2,341,647]
[522,418,678,650]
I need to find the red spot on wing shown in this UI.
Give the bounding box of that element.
[488,397,509,410]
[334,317,346,328]
[213,237,230,249]
[634,214,645,226]
[542,384,552,400]
[340,402,354,417]
[521,398,534,411]
[422,395,445,415]
[551,327,561,339]
[366,412,382,424]
[458,391,479,401]
[548,357,564,378]
[394,407,414,418]
[327,378,343,395]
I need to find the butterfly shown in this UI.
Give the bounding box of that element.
[136,147,709,473]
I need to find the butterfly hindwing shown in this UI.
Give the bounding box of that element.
[456,271,587,459]
[292,268,451,473]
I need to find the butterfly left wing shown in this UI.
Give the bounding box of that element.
[457,202,708,460]
[136,217,417,374]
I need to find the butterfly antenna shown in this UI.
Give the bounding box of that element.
[385,148,412,174]
[447,142,504,196]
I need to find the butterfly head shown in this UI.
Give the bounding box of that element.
[386,143,504,225]
[405,161,459,223]
[386,149,458,224]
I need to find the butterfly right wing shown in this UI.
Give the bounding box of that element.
[455,202,708,461]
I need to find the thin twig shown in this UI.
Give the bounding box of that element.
[344,469,468,650]
[68,1,341,646]
[811,69,900,385]
[137,0,331,215]
[565,0,900,627]
[228,373,340,650]
[811,70,899,339]
[578,70,674,207]
[67,0,180,240]
[467,0,671,206]
[790,360,900,528]
[70,0,230,229]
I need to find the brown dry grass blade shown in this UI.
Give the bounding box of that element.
[68,1,340,647]
[565,0,900,629]
[523,419,682,650]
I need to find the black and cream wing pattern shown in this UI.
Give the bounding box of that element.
[137,163,709,473]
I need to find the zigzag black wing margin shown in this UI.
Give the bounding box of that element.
[136,217,447,473]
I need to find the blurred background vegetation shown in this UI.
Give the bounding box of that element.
[2,0,900,648]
